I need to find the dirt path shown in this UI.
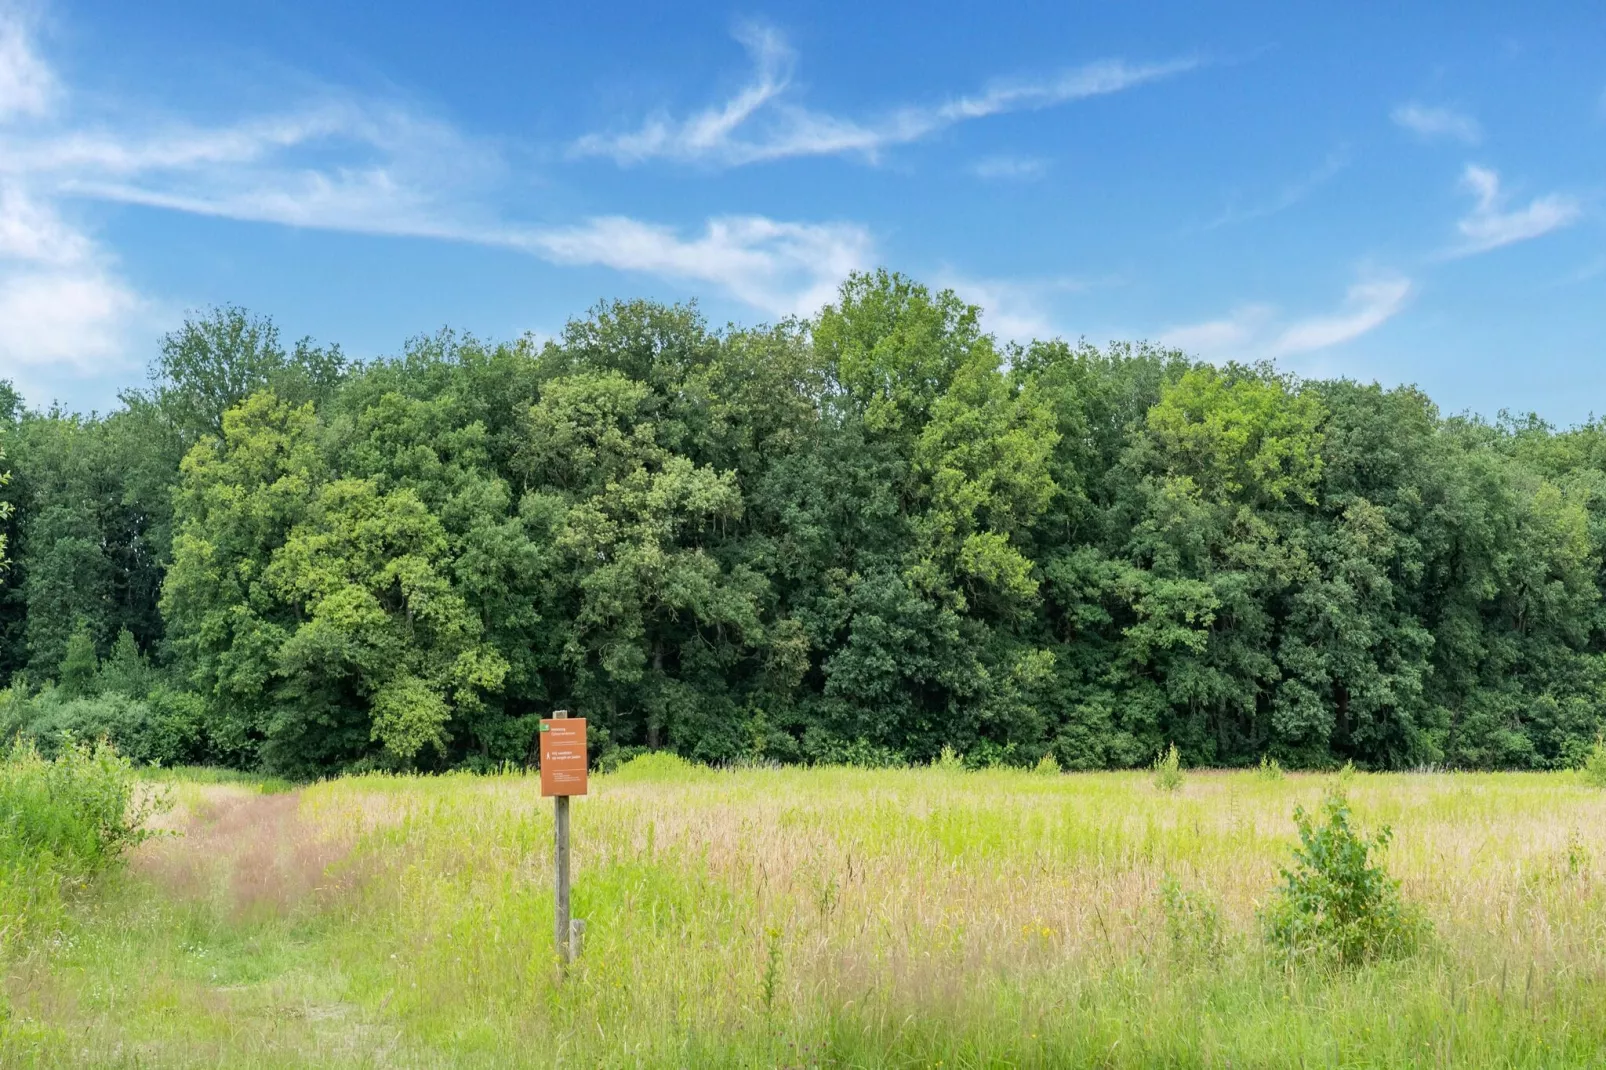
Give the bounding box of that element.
[133,785,361,921]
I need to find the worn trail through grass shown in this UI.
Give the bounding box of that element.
[4,761,1606,1066]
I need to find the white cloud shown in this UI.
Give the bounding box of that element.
[1159,273,1412,361]
[1391,103,1482,145]
[936,273,1103,341]
[970,155,1048,181]
[572,24,1197,167]
[0,181,147,393]
[576,22,796,166]
[0,181,88,262]
[4,98,509,242]
[1266,276,1412,357]
[1450,164,1580,256]
[1560,255,1606,286]
[0,8,145,397]
[1159,305,1273,356]
[0,269,141,373]
[0,6,55,120]
[523,215,873,318]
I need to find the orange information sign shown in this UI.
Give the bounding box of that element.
[539,718,588,797]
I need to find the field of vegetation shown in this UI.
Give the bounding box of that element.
[4,754,1606,1067]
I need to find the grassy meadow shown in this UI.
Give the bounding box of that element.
[4,758,1606,1067]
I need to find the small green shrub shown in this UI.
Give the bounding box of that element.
[0,737,169,869]
[0,685,31,743]
[1256,755,1284,781]
[1033,752,1061,776]
[1158,875,1224,965]
[965,740,1017,770]
[606,751,714,783]
[1262,791,1427,965]
[933,745,966,774]
[760,924,784,1014]
[1151,743,1183,792]
[20,693,149,759]
[1581,735,1606,788]
[1565,830,1591,877]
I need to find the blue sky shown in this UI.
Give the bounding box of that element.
[1,2,1603,422]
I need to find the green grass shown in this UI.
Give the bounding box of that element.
[4,760,1606,1066]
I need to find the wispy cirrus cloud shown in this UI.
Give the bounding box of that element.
[1198,149,1349,231]
[1159,272,1413,361]
[1449,164,1580,256]
[6,96,511,241]
[937,273,1075,341]
[571,22,1198,167]
[519,215,873,318]
[1391,102,1482,145]
[970,154,1049,181]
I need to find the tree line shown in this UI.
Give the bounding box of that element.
[1,271,1603,777]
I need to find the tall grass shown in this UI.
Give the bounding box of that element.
[3,762,1605,1066]
[135,764,296,794]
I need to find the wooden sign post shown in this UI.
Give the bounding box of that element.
[540,710,587,968]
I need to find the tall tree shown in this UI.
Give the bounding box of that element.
[148,306,346,446]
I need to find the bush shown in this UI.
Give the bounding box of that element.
[0,738,170,958]
[932,745,966,774]
[1581,735,1606,788]
[0,685,206,768]
[1152,743,1183,792]
[1033,752,1061,776]
[1257,755,1285,781]
[0,737,167,869]
[0,685,31,743]
[19,692,150,759]
[1262,791,1427,965]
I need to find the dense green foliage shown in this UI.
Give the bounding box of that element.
[4,272,1606,775]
